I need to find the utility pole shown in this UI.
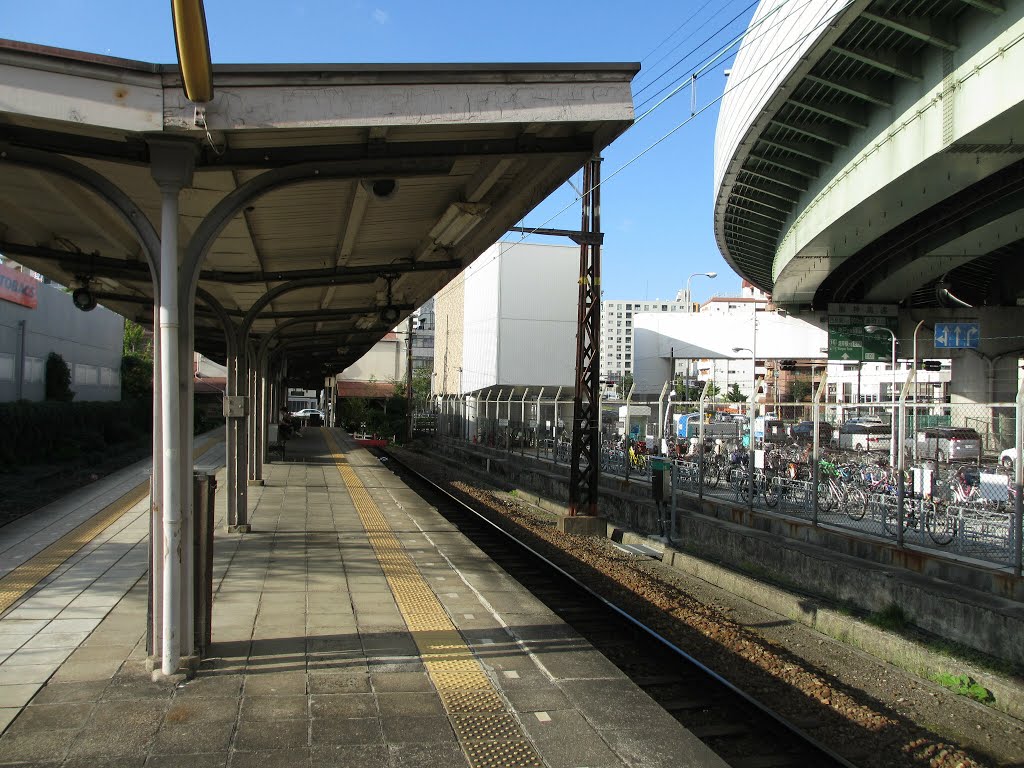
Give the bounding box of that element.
[568,159,603,516]
[405,314,414,442]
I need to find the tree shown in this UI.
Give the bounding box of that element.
[790,378,812,403]
[412,367,432,408]
[121,320,153,400]
[703,381,721,400]
[123,320,152,358]
[725,383,747,403]
[45,352,75,401]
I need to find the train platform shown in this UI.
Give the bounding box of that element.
[0,429,725,768]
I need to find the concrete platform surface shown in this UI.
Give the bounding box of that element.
[0,430,727,768]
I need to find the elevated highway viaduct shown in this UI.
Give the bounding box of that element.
[714,0,1024,401]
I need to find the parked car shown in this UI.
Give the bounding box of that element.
[1000,446,1017,469]
[291,408,325,424]
[915,427,982,463]
[790,421,833,443]
[838,422,892,452]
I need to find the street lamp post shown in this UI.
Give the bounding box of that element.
[733,345,756,510]
[685,271,717,312]
[683,272,716,396]
[865,325,898,469]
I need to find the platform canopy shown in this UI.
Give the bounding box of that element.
[0,40,637,383]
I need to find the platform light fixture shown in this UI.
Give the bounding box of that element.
[171,0,214,103]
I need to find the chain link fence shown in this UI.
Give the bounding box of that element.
[431,381,1023,574]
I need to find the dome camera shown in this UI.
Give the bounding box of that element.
[72,286,97,312]
[363,179,398,201]
[380,305,401,325]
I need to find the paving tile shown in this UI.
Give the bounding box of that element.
[173,674,244,700]
[3,647,75,668]
[163,698,239,726]
[63,756,146,768]
[368,671,433,693]
[309,716,382,746]
[239,694,307,721]
[379,715,456,744]
[387,741,470,768]
[518,709,625,768]
[0,707,18,733]
[0,684,41,708]
[375,691,443,718]
[310,743,388,768]
[233,719,309,751]
[309,693,375,720]
[150,721,235,754]
[306,670,369,695]
[11,702,95,731]
[146,754,227,768]
[32,681,106,711]
[0,723,77,762]
[0,665,57,686]
[241,671,306,697]
[228,748,310,768]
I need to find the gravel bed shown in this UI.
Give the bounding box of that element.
[393,446,1024,768]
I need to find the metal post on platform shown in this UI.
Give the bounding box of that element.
[536,387,544,459]
[552,387,562,464]
[698,379,712,507]
[520,388,529,457]
[812,371,828,525]
[657,379,669,445]
[506,389,515,452]
[1015,374,1024,577]
[624,381,635,482]
[896,366,915,549]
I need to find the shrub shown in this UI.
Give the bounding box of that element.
[45,353,74,402]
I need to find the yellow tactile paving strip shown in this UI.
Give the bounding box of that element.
[0,437,220,616]
[324,430,544,768]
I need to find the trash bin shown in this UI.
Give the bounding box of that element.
[651,457,671,503]
[193,471,216,657]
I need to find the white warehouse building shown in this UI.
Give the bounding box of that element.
[433,241,580,438]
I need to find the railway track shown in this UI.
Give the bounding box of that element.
[376,447,856,768]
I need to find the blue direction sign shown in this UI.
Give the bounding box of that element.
[934,322,980,349]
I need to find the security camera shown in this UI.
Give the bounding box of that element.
[380,305,401,325]
[363,179,398,200]
[72,286,97,312]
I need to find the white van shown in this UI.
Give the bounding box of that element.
[838,422,892,452]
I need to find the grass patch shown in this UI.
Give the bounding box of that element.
[930,673,994,704]
[867,603,911,632]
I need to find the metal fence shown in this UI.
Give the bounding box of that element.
[430,377,1023,575]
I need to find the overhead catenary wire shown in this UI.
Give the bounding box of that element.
[431,0,854,310]
[440,0,856,312]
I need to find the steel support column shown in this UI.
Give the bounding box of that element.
[569,157,602,516]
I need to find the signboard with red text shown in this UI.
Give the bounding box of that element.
[0,263,39,309]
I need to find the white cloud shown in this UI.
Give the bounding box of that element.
[373,8,389,24]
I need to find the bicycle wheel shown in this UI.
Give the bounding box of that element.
[703,460,721,489]
[881,500,911,535]
[763,472,780,508]
[844,486,867,521]
[926,506,956,545]
[816,481,836,514]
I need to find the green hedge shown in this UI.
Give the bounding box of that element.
[0,399,151,467]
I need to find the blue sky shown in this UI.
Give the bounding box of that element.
[2,0,756,305]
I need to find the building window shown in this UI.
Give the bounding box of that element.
[0,353,13,383]
[74,364,99,386]
[23,356,43,383]
[625,304,632,310]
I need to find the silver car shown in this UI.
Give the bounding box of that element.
[916,427,981,463]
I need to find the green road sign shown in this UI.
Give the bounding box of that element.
[827,304,898,362]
